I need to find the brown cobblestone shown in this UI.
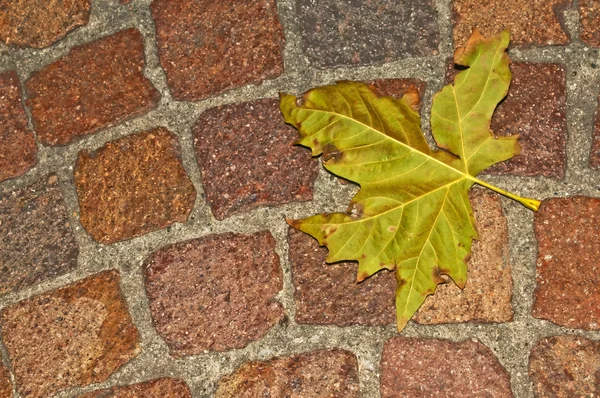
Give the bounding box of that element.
[194,99,318,220]
[415,189,513,324]
[151,0,284,101]
[380,337,512,397]
[144,232,284,356]
[452,0,572,48]
[25,29,160,146]
[591,96,600,168]
[77,378,192,398]
[75,128,196,244]
[0,175,78,295]
[0,71,37,182]
[215,350,359,397]
[0,0,90,48]
[289,189,512,326]
[0,362,12,398]
[533,197,600,330]
[0,271,140,398]
[446,61,567,178]
[368,78,427,110]
[529,335,600,397]
[297,0,439,68]
[580,0,600,47]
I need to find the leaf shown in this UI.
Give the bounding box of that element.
[280,30,541,332]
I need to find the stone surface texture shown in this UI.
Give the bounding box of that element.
[0,0,91,48]
[25,28,160,146]
[592,96,600,168]
[533,197,600,330]
[288,227,396,326]
[0,271,139,398]
[380,337,512,397]
[194,99,318,220]
[0,71,37,182]
[368,78,427,109]
[215,350,359,397]
[297,0,439,68]
[446,61,567,178]
[144,232,284,356]
[75,128,196,244]
[415,189,513,324]
[580,0,600,47]
[77,378,192,398]
[452,0,572,48]
[0,175,78,295]
[529,335,600,397]
[150,0,284,101]
[0,362,12,398]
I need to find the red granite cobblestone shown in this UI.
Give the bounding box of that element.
[25,29,160,146]
[297,0,439,68]
[75,128,196,244]
[0,0,91,48]
[151,0,284,101]
[446,61,568,178]
[0,71,37,183]
[380,337,512,397]
[0,271,139,398]
[0,175,78,295]
[580,0,600,47]
[215,350,359,397]
[78,378,192,398]
[452,0,572,48]
[144,232,284,356]
[289,190,512,326]
[533,197,600,330]
[591,96,600,168]
[529,335,600,397]
[0,362,12,398]
[415,189,513,324]
[194,99,318,220]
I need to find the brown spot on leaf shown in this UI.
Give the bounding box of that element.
[388,225,398,232]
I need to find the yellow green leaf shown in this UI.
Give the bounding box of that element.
[280,30,540,331]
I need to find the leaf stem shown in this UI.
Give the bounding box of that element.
[470,177,541,211]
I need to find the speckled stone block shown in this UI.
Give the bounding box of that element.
[580,0,600,46]
[215,350,359,397]
[194,99,318,220]
[0,271,140,398]
[289,189,512,326]
[0,71,37,182]
[25,29,160,146]
[452,0,571,48]
[533,197,600,330]
[151,0,284,101]
[144,232,284,356]
[446,61,567,178]
[288,227,396,326]
[75,128,196,244]
[591,97,600,168]
[77,378,192,398]
[380,337,512,397]
[297,0,439,68]
[0,362,12,398]
[529,335,600,397]
[0,0,90,48]
[415,189,513,324]
[0,175,78,295]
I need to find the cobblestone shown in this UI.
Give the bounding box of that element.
[0,71,37,182]
[533,197,600,330]
[0,271,139,398]
[78,378,192,398]
[25,29,160,146]
[215,350,359,397]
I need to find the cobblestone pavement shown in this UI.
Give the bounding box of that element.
[0,1,599,397]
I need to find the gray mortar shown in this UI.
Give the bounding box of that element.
[0,0,599,397]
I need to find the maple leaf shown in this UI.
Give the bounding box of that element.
[280,30,541,331]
